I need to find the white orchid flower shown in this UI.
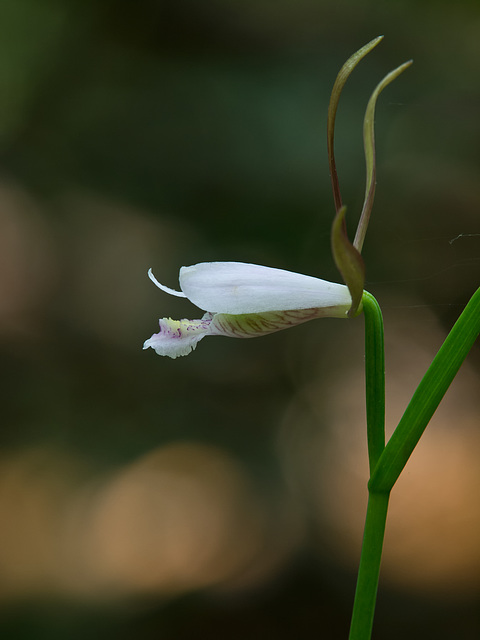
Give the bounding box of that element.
[143,262,352,358]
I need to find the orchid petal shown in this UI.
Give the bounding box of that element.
[210,307,348,337]
[178,262,352,314]
[143,306,351,359]
[148,268,186,298]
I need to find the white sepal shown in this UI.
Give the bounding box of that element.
[179,262,351,314]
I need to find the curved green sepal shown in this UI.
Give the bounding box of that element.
[354,60,413,252]
[331,206,365,317]
[327,36,384,213]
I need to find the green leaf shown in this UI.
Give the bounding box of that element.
[369,285,480,493]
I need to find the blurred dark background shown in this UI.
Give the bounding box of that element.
[0,0,479,638]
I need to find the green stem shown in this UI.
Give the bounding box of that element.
[369,285,480,493]
[349,491,390,640]
[362,291,386,473]
[347,292,386,640]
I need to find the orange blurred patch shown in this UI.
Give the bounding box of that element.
[0,442,299,602]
